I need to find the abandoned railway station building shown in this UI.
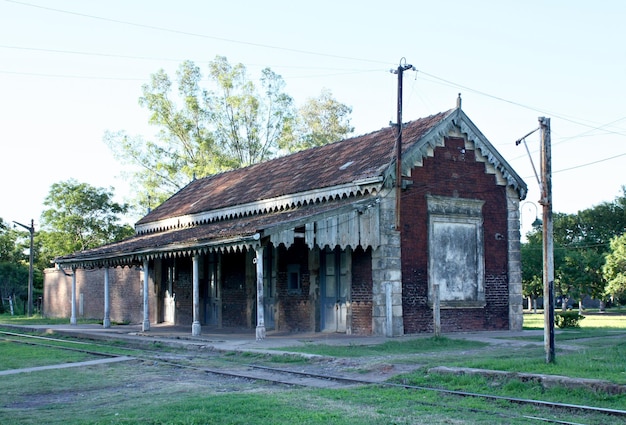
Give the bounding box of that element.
[45,102,527,339]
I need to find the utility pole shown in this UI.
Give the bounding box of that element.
[539,117,555,363]
[13,219,34,317]
[390,58,416,230]
[515,117,555,363]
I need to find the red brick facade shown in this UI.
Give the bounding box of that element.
[43,267,143,324]
[400,137,510,333]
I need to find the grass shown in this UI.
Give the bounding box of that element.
[0,313,101,326]
[1,312,625,424]
[1,364,610,425]
[0,339,98,370]
[523,309,626,329]
[277,335,487,357]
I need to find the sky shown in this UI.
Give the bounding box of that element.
[1,0,625,237]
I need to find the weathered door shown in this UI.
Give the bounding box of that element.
[321,248,350,332]
[164,263,176,324]
[263,247,276,330]
[204,253,221,326]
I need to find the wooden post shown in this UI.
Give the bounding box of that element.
[433,282,441,337]
[391,59,415,230]
[539,117,555,363]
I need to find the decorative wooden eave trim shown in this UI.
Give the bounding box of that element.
[135,177,383,235]
[383,109,527,200]
[452,109,527,200]
[56,234,261,270]
[263,196,381,251]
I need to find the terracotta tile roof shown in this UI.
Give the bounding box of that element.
[137,110,453,226]
[56,195,364,265]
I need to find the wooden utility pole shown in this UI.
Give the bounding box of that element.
[391,59,416,230]
[539,116,555,363]
[13,219,34,316]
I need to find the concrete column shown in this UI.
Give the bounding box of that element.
[192,254,201,336]
[142,258,150,332]
[70,267,77,325]
[103,267,111,328]
[255,245,266,341]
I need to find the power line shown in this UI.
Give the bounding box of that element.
[553,152,626,174]
[5,0,388,66]
[0,0,625,135]
[5,0,626,143]
[0,69,146,81]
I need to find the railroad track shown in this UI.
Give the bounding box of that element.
[2,329,625,424]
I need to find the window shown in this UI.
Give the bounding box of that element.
[287,264,301,294]
[427,195,485,308]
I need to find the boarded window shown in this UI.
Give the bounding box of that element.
[427,195,485,308]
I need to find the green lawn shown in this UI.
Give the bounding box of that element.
[1,312,625,424]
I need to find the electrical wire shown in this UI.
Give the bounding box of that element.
[4,0,389,66]
[4,0,625,183]
[5,1,626,137]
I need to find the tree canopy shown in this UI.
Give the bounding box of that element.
[39,179,134,262]
[521,186,626,308]
[105,56,353,214]
[603,233,626,301]
[0,218,42,313]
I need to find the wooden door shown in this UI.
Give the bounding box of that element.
[321,248,350,332]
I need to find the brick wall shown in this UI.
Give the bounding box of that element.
[221,251,248,328]
[400,137,510,333]
[174,260,193,325]
[275,240,313,332]
[43,267,143,324]
[351,246,373,335]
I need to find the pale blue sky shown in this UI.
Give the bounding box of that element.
[1,0,625,235]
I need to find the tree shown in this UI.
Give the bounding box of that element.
[553,189,626,252]
[0,218,43,314]
[546,189,626,309]
[289,88,354,152]
[39,180,134,262]
[603,233,626,303]
[521,230,543,312]
[206,57,296,167]
[105,57,352,213]
[560,248,606,313]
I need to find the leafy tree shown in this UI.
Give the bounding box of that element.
[105,56,352,213]
[559,248,606,312]
[39,180,134,262]
[603,233,626,303]
[521,230,543,312]
[0,218,20,263]
[547,189,625,308]
[289,88,354,152]
[553,188,626,252]
[0,218,42,314]
[206,57,296,167]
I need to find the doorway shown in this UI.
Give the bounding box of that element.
[320,247,350,332]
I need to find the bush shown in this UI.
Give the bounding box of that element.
[555,311,585,328]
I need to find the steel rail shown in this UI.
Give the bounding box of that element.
[3,329,624,423]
